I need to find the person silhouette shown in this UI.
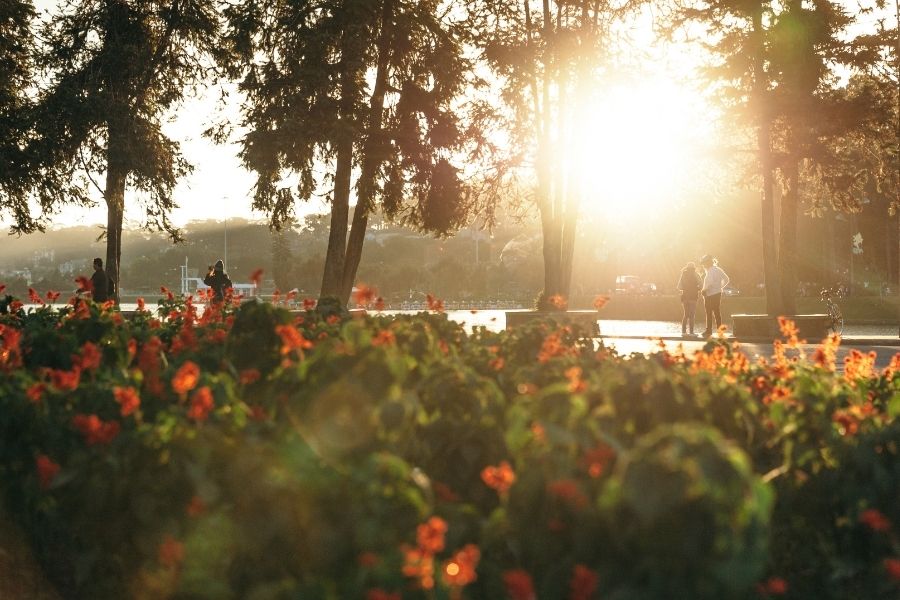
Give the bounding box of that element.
[203,260,233,303]
[700,254,730,337]
[676,261,701,336]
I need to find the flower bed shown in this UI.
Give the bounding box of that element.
[1,289,899,599]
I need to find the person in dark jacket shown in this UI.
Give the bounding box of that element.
[89,257,110,303]
[203,259,232,303]
[676,262,701,336]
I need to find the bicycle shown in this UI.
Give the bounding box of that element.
[820,286,844,335]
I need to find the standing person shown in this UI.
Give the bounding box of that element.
[676,262,701,336]
[88,257,110,303]
[700,254,730,337]
[203,260,232,303]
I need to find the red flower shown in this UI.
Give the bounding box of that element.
[187,495,207,517]
[548,479,588,509]
[158,535,184,568]
[28,287,45,305]
[172,361,200,395]
[74,341,102,371]
[366,590,401,600]
[113,386,141,417]
[426,293,445,312]
[358,552,380,568]
[26,383,46,403]
[0,324,23,371]
[884,558,900,583]
[75,275,93,294]
[417,516,448,554]
[35,454,60,490]
[188,386,215,421]
[441,544,480,587]
[481,461,516,494]
[45,290,61,302]
[239,368,261,385]
[49,368,81,391]
[503,569,536,600]
[580,442,616,478]
[758,576,788,595]
[859,508,891,532]
[569,564,598,600]
[353,284,377,307]
[372,329,395,347]
[72,414,120,446]
[249,268,264,287]
[302,298,317,310]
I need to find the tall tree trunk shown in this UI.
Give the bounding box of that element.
[339,0,393,305]
[779,162,799,315]
[751,4,780,315]
[539,0,562,302]
[321,135,352,298]
[104,128,126,303]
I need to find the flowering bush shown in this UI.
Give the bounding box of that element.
[1,290,899,599]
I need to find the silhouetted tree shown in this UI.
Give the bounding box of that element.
[26,0,223,299]
[224,0,484,305]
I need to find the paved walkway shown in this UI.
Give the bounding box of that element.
[600,334,900,370]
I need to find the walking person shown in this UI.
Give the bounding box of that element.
[700,254,729,337]
[203,259,232,303]
[677,262,701,336]
[77,257,110,303]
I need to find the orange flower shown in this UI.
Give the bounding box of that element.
[402,545,435,590]
[372,330,396,347]
[35,454,60,490]
[172,361,200,394]
[358,552,380,568]
[416,516,448,554]
[777,316,801,345]
[72,414,120,446]
[113,386,141,417]
[884,558,900,583]
[565,366,586,393]
[569,564,598,600]
[844,349,877,385]
[548,294,568,310]
[158,535,185,568]
[441,544,480,588]
[75,275,93,294]
[275,324,313,356]
[503,569,536,600]
[188,386,215,421]
[302,298,317,310]
[0,324,23,371]
[489,356,505,371]
[481,461,516,494]
[26,383,46,403]
[832,409,859,436]
[859,508,891,532]
[592,294,610,310]
[353,284,377,307]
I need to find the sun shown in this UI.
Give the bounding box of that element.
[572,75,712,223]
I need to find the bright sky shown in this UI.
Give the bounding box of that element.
[11,0,892,231]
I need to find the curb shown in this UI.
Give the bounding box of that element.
[597,334,900,347]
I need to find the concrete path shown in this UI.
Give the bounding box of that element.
[600,334,900,370]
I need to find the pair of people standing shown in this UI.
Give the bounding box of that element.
[677,255,730,337]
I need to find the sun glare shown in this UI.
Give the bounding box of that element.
[573,77,710,223]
